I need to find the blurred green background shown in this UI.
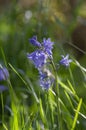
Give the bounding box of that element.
[0,0,86,129]
[0,0,86,87]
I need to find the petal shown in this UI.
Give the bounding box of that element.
[27,50,47,68]
[43,38,54,56]
[29,36,41,47]
[59,54,72,67]
[0,68,9,81]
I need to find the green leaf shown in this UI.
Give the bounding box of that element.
[71,98,82,130]
[39,99,47,125]
[64,91,74,109]
[58,80,74,94]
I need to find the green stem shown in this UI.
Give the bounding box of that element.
[1,93,4,123]
[51,59,62,130]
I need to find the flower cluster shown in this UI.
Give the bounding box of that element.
[27,50,47,68]
[27,36,54,89]
[27,36,72,89]
[27,36,54,69]
[0,64,9,92]
[39,68,54,90]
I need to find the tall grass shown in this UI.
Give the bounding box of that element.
[0,0,86,130]
[0,43,86,130]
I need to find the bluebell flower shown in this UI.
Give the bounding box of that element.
[29,36,41,48]
[27,50,47,68]
[59,54,72,67]
[0,85,8,92]
[40,78,52,90]
[39,69,54,89]
[27,36,55,89]
[0,67,9,81]
[43,38,54,56]
[29,36,54,55]
[28,36,54,69]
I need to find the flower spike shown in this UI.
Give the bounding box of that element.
[59,54,72,67]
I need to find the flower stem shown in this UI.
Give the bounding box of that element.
[50,59,62,130]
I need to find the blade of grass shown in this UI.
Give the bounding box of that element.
[75,60,86,72]
[48,89,57,126]
[58,80,74,95]
[1,93,4,123]
[9,63,27,86]
[2,123,8,130]
[59,98,73,129]
[11,102,20,130]
[68,67,75,87]
[67,80,76,94]
[64,91,74,109]
[67,80,79,102]
[39,99,47,127]
[71,98,82,130]
[9,63,39,103]
[74,110,86,120]
[25,76,39,103]
[0,47,17,101]
[36,121,41,130]
[0,47,8,67]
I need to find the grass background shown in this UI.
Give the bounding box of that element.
[0,0,86,129]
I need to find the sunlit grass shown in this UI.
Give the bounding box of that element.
[0,1,86,130]
[0,45,86,130]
